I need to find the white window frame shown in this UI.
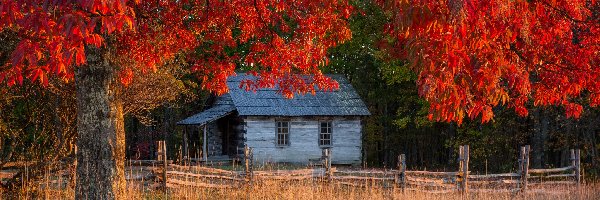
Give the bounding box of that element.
[276,121,290,147]
[319,121,332,147]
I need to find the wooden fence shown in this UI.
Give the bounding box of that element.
[153,142,582,194]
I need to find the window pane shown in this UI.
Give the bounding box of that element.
[277,121,290,146]
[319,121,332,146]
[278,134,283,145]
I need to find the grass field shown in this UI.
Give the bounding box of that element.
[3,163,599,199]
[5,179,599,200]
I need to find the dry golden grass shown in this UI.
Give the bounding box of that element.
[3,164,599,200]
[3,179,600,200]
[143,181,599,200]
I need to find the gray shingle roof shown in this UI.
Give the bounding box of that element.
[227,74,370,116]
[177,74,370,125]
[177,104,236,125]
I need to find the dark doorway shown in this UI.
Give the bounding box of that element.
[218,114,243,157]
[189,128,201,159]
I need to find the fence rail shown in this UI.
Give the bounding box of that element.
[153,142,582,194]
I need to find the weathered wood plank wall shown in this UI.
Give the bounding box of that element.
[244,116,362,165]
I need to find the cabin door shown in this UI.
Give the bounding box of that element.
[219,116,241,156]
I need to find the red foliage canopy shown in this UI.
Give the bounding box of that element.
[378,0,600,124]
[0,0,352,98]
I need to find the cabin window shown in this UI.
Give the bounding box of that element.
[276,121,290,146]
[319,121,332,146]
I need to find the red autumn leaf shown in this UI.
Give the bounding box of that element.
[377,0,600,123]
[1,0,352,101]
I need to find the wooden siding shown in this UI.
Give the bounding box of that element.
[244,116,362,165]
[206,122,223,157]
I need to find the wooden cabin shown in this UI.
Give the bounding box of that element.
[177,74,370,165]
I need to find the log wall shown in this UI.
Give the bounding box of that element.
[244,116,362,165]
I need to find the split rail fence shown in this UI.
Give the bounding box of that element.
[153,141,582,194]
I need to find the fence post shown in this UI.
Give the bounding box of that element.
[457,145,469,194]
[520,145,530,192]
[157,140,167,194]
[575,149,581,186]
[525,145,530,191]
[518,146,524,189]
[457,145,464,193]
[244,145,249,179]
[570,149,576,183]
[519,146,524,191]
[463,145,469,194]
[244,145,253,183]
[322,148,332,181]
[397,154,406,193]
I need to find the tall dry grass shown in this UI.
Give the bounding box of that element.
[3,178,600,199]
[3,164,599,200]
[160,181,600,200]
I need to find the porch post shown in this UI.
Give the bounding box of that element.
[183,126,188,162]
[203,124,208,161]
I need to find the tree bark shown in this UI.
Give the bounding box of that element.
[75,46,126,200]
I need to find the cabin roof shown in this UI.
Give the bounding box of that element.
[177,74,370,125]
[176,104,236,125]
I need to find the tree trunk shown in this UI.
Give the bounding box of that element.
[75,46,126,199]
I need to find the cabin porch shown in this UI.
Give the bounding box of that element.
[177,104,245,163]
